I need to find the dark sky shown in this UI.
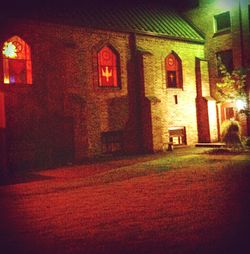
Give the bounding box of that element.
[2,0,198,12]
[0,0,198,21]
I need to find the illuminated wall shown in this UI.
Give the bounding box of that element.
[185,0,250,136]
[136,36,206,150]
[0,7,224,170]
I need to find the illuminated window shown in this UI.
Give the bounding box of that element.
[1,36,32,84]
[214,11,231,32]
[165,52,183,88]
[216,50,233,76]
[97,46,120,88]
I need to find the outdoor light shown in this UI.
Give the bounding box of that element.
[235,99,246,111]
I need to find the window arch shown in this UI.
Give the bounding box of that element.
[97,45,120,88]
[165,52,182,88]
[1,35,32,84]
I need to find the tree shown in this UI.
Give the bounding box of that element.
[215,58,249,115]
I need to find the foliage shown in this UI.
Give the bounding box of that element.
[221,120,243,149]
[215,58,247,103]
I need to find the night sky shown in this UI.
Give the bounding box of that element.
[1,0,198,14]
[0,0,199,34]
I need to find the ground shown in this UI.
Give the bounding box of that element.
[0,147,250,254]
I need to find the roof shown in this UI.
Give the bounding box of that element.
[19,5,205,43]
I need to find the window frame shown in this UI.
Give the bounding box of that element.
[1,35,32,85]
[165,52,183,89]
[214,11,231,34]
[97,45,121,89]
[225,107,235,120]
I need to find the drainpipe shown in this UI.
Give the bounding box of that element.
[128,33,143,151]
[0,92,7,175]
[238,0,244,68]
[238,0,250,135]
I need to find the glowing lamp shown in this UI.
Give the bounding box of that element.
[235,99,246,111]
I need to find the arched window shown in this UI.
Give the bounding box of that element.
[2,36,32,84]
[165,52,182,88]
[97,46,120,88]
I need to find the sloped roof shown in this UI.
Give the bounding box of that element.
[29,5,205,43]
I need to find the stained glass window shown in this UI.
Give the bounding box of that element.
[165,53,182,88]
[98,46,119,88]
[2,36,32,85]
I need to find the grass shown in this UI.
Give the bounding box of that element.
[3,147,250,190]
[71,149,250,187]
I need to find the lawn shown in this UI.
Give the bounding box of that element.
[0,147,250,254]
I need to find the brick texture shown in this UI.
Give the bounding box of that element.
[0,15,220,171]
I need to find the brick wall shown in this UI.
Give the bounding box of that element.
[185,0,250,136]
[0,20,140,169]
[136,35,205,148]
[0,17,211,170]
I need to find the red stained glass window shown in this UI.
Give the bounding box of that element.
[165,53,182,88]
[98,46,119,88]
[2,36,32,85]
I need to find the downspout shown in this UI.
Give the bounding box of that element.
[238,0,244,68]
[238,0,250,135]
[0,92,7,175]
[129,32,143,152]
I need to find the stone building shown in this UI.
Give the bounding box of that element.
[0,3,240,172]
[185,0,250,137]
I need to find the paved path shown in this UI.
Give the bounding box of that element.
[0,148,250,254]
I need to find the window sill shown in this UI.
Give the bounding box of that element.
[0,83,32,92]
[213,28,231,37]
[97,86,121,89]
[95,86,122,92]
[166,87,183,91]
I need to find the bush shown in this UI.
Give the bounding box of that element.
[206,148,242,155]
[242,136,250,147]
[221,120,243,149]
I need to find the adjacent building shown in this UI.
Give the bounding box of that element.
[185,0,250,137]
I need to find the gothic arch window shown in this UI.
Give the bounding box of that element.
[97,45,120,88]
[165,52,183,88]
[1,35,32,84]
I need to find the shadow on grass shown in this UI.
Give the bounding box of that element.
[0,172,54,186]
[205,147,250,155]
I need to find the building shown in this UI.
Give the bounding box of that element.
[185,0,250,137]
[1,1,247,173]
